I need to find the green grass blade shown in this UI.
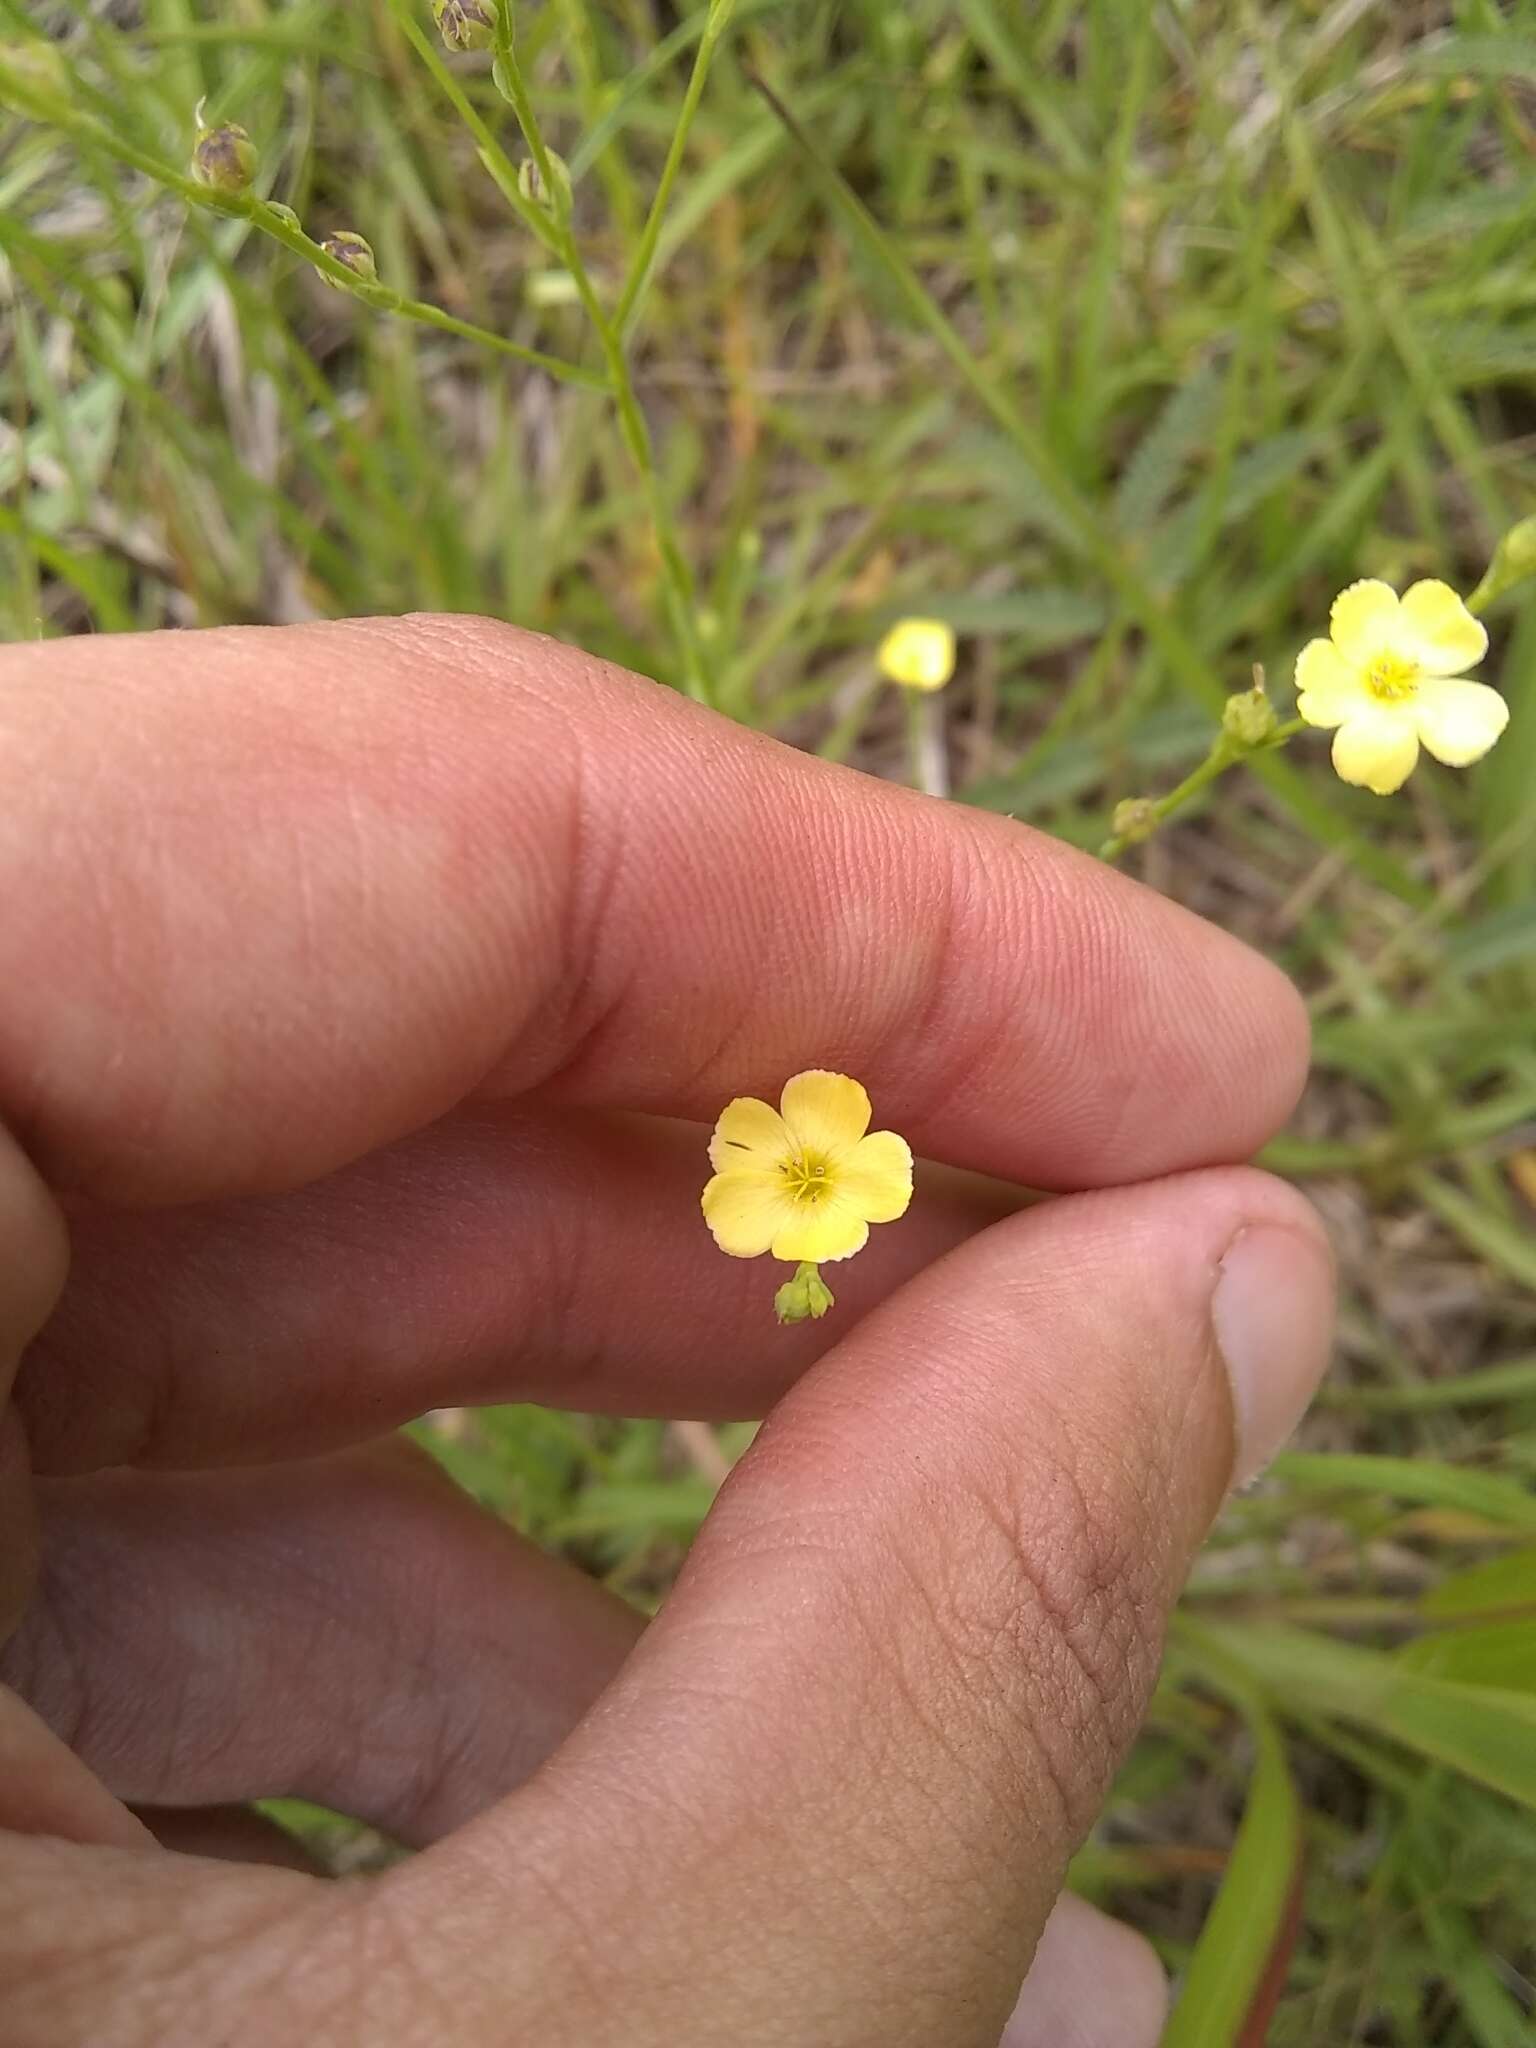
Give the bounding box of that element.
[1162,1683,1302,2048]
[1400,1621,1536,1694]
[1271,1452,1536,1532]
[1213,1624,1536,1811]
[1423,1547,1536,1622]
[1414,1171,1536,1291]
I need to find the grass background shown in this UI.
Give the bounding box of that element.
[5,0,1536,2039]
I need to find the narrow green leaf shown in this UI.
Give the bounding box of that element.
[1272,1452,1536,1532]
[1442,900,1536,978]
[907,588,1107,644]
[1162,1691,1301,2048]
[1324,1356,1536,1416]
[1214,1624,1536,1811]
[1415,1172,1536,1291]
[1423,1547,1536,1622]
[1401,1621,1536,1694]
[1113,360,1225,535]
[1409,35,1536,81]
[548,1480,717,1539]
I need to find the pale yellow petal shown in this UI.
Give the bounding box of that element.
[1399,580,1488,676]
[779,1070,872,1159]
[1294,638,1366,728]
[701,1171,797,1259]
[771,1196,870,1265]
[709,1094,791,1175]
[878,618,956,692]
[1413,677,1509,767]
[1328,579,1400,663]
[1331,710,1420,796]
[838,1130,915,1224]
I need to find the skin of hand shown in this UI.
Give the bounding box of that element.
[0,616,1335,2048]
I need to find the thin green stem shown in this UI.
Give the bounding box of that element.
[0,68,603,390]
[389,7,564,258]
[489,21,711,701]
[904,687,949,799]
[553,0,642,241]
[613,0,740,341]
[1098,719,1305,862]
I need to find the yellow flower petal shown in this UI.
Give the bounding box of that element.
[779,1070,871,1160]
[1329,579,1400,663]
[701,1171,796,1258]
[1413,677,1510,767]
[838,1130,914,1224]
[708,1094,792,1175]
[1398,580,1489,676]
[1294,638,1364,728]
[1331,709,1420,796]
[770,1197,870,1265]
[877,617,956,692]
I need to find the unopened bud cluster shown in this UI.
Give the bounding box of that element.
[774,1262,835,1325]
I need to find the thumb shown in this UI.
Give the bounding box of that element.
[383,1166,1333,2047]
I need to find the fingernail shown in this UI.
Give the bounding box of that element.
[1211,1222,1336,1485]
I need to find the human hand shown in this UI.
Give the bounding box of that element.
[0,616,1333,2046]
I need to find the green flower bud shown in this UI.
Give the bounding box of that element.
[773,1261,835,1325]
[1111,797,1159,846]
[263,202,301,233]
[518,149,573,219]
[432,0,498,51]
[0,39,69,106]
[525,269,580,307]
[1221,679,1278,750]
[193,123,257,195]
[1467,516,1536,615]
[318,231,377,288]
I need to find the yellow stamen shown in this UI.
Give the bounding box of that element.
[1365,654,1419,703]
[779,1154,833,1204]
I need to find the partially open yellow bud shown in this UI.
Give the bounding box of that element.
[877,617,957,692]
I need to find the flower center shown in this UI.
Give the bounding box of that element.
[779,1151,835,1205]
[1364,652,1420,703]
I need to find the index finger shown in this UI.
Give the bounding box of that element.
[0,615,1306,1205]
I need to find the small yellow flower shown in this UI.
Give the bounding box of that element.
[877,617,956,692]
[702,1071,913,1265]
[1295,579,1508,796]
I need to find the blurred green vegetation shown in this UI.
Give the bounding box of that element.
[5,1,1536,2040]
